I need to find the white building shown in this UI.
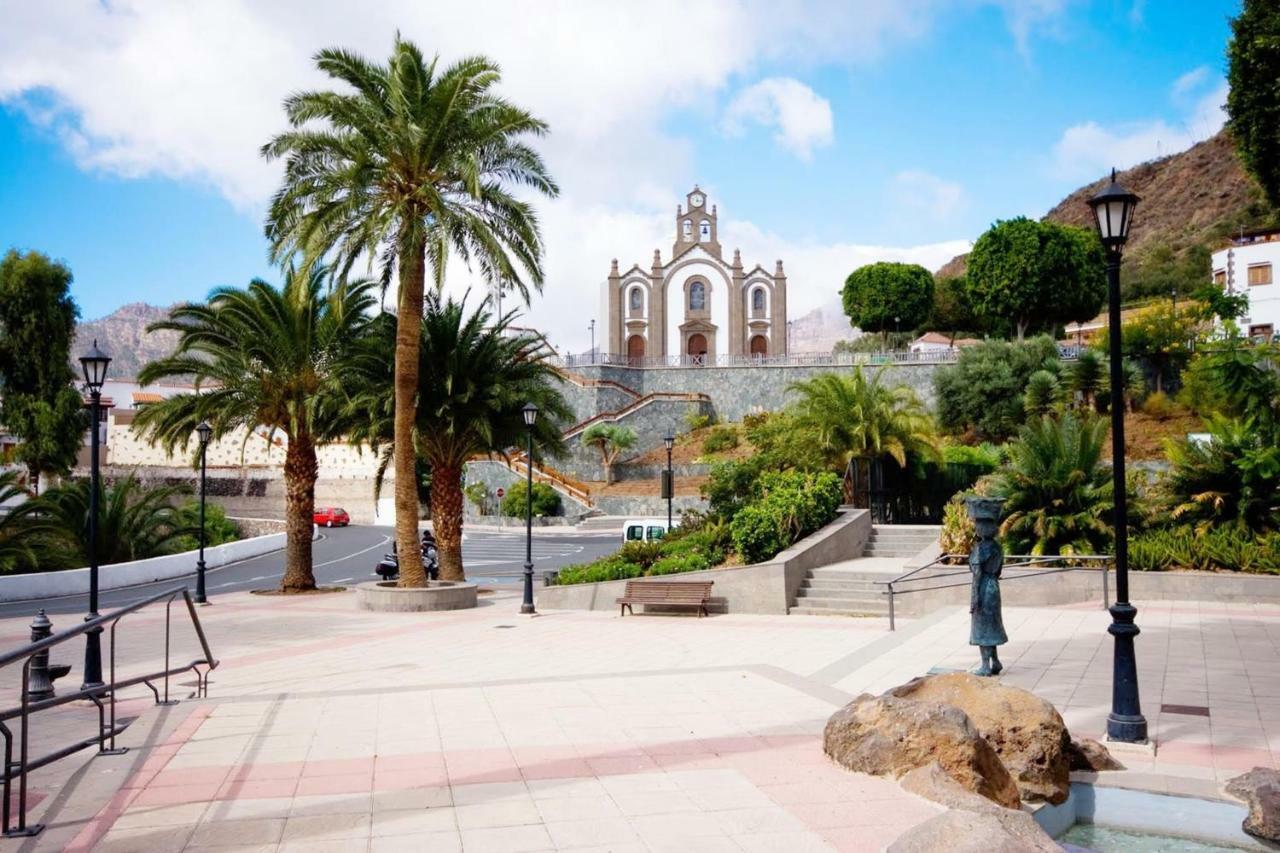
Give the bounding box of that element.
[1212,229,1280,342]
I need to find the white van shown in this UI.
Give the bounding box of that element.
[622,518,671,543]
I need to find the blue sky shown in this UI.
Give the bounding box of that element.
[0,0,1240,349]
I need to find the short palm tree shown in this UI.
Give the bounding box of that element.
[135,268,376,591]
[580,424,636,485]
[263,37,558,578]
[350,296,570,584]
[33,474,196,566]
[995,413,1113,555]
[1163,414,1280,534]
[0,469,43,572]
[787,368,938,470]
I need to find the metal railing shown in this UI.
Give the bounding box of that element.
[880,554,1112,631]
[555,345,1083,370]
[0,586,218,837]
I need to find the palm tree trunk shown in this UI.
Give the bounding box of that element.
[281,432,317,592]
[393,232,427,586]
[431,460,465,582]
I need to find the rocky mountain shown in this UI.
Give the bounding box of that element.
[936,131,1276,281]
[73,302,179,380]
[789,305,857,352]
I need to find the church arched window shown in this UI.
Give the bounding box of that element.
[629,287,643,311]
[689,281,706,311]
[682,219,692,238]
[699,220,711,241]
[752,288,765,312]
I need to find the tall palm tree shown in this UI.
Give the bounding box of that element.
[350,296,570,584]
[995,413,1114,555]
[787,368,938,470]
[33,475,197,566]
[262,37,558,581]
[135,268,376,591]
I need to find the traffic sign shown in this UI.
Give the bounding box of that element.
[496,488,505,498]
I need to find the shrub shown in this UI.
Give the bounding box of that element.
[741,411,770,430]
[1130,527,1280,574]
[729,470,842,564]
[1023,370,1059,417]
[1141,391,1177,420]
[704,457,767,520]
[464,482,489,511]
[940,442,1004,472]
[701,425,739,454]
[939,495,976,557]
[685,408,714,430]
[618,540,664,569]
[170,501,241,553]
[1162,414,1280,534]
[555,557,644,585]
[501,481,561,517]
[934,336,1061,440]
[648,552,712,576]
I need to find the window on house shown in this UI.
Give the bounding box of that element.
[1214,270,1226,286]
[682,219,692,237]
[699,221,711,241]
[1248,263,1273,286]
[689,281,706,311]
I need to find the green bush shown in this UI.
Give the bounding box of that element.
[501,481,561,517]
[659,524,728,566]
[170,501,241,552]
[934,336,1061,440]
[704,457,767,520]
[685,408,714,430]
[940,442,1003,471]
[1141,391,1177,420]
[555,557,645,585]
[1130,527,1280,574]
[701,425,739,454]
[648,552,711,576]
[618,540,664,569]
[729,470,843,564]
[1023,370,1059,417]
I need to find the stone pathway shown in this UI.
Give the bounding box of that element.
[0,589,1275,851]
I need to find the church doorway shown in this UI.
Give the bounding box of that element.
[686,333,708,362]
[626,334,646,363]
[749,334,768,357]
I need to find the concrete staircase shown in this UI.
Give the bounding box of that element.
[789,567,892,617]
[862,524,941,558]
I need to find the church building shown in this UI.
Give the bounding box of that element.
[605,188,788,361]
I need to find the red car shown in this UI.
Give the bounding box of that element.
[313,507,350,527]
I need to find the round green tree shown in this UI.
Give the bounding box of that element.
[840,262,934,337]
[1228,0,1280,208]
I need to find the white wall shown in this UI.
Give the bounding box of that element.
[666,259,731,357]
[1213,240,1280,338]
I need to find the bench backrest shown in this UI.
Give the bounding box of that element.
[622,580,713,602]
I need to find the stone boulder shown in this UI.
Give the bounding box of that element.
[824,693,1021,809]
[887,807,1060,853]
[889,673,1071,804]
[1066,736,1124,772]
[1227,767,1280,842]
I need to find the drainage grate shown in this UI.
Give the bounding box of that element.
[494,625,516,629]
[1160,703,1210,717]
[926,666,967,676]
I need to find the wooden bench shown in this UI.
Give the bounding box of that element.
[617,580,714,617]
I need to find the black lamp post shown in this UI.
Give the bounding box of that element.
[79,340,111,692]
[521,403,538,615]
[589,319,596,365]
[663,434,675,529]
[1171,287,1177,315]
[195,420,213,605]
[1088,169,1147,744]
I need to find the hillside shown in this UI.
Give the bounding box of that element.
[73,302,179,380]
[936,131,1276,281]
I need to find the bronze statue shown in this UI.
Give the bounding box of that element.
[967,497,1007,676]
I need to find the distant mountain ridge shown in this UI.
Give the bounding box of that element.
[936,131,1275,281]
[74,302,178,380]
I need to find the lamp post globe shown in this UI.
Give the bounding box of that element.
[1087,169,1147,744]
[195,421,213,605]
[521,404,538,615]
[78,340,111,692]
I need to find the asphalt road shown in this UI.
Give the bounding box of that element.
[0,525,622,619]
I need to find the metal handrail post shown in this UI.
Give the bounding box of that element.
[887,583,895,632]
[1102,559,1110,609]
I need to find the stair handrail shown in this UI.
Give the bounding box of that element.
[562,391,711,440]
[0,585,218,837]
[878,554,1112,631]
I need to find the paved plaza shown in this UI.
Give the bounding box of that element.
[1,587,1277,852]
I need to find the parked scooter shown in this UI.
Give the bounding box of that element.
[374,531,440,581]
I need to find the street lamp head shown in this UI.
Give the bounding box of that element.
[1088,168,1139,250]
[522,403,539,427]
[79,339,112,393]
[664,434,675,451]
[196,420,213,447]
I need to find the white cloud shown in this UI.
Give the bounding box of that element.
[0,0,1064,349]
[722,77,834,161]
[891,170,967,220]
[1171,65,1209,100]
[1050,78,1228,182]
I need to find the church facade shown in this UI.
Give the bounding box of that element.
[605,188,788,361]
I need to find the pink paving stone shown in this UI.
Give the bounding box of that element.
[302,756,375,777]
[375,753,446,773]
[373,769,450,790]
[1156,742,1215,766]
[642,740,705,756]
[119,768,160,789]
[650,752,721,771]
[700,736,768,755]
[229,760,305,781]
[216,777,300,800]
[149,765,232,787]
[1213,746,1275,770]
[585,754,660,776]
[130,781,222,807]
[294,773,373,796]
[444,749,522,785]
[518,757,595,780]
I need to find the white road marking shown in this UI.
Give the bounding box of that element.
[312,535,391,568]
